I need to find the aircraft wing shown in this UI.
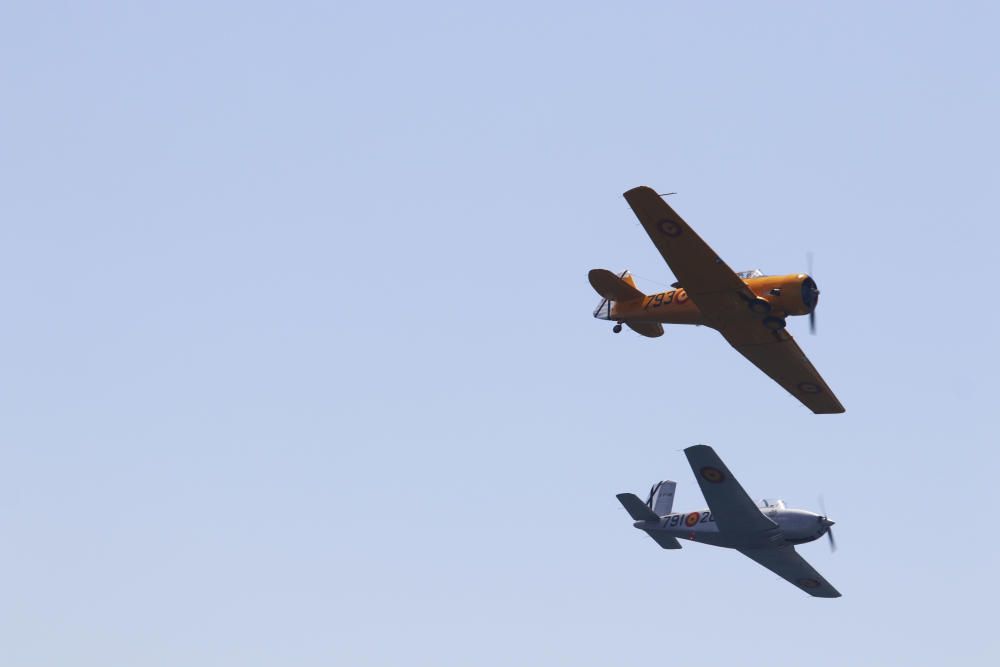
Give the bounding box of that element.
[683,445,776,536]
[623,186,756,304]
[739,546,842,598]
[623,186,844,414]
[722,329,846,414]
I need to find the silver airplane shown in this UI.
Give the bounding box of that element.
[617,444,840,598]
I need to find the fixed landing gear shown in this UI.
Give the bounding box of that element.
[762,316,787,331]
[748,297,772,315]
[613,323,623,334]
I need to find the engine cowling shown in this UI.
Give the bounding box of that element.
[747,274,819,316]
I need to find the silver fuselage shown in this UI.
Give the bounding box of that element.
[636,507,830,549]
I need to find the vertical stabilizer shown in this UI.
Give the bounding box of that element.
[646,480,677,516]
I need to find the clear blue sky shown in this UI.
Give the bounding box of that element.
[2,2,998,665]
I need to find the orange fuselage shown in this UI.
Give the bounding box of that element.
[611,274,814,326]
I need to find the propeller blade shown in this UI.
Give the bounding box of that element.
[818,495,836,552]
[806,252,817,335]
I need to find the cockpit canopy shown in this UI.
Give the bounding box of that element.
[735,269,766,279]
[758,498,786,509]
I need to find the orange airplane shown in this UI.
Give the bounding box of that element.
[589,186,844,414]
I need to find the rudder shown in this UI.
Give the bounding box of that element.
[645,480,677,516]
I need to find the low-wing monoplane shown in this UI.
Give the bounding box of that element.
[617,444,840,598]
[589,186,844,413]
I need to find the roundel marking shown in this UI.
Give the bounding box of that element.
[685,512,700,527]
[657,219,682,237]
[700,466,725,484]
[797,382,822,394]
[798,578,821,589]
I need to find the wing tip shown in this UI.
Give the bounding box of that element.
[622,184,658,201]
[812,588,843,599]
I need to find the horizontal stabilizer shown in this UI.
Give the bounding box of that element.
[626,321,664,338]
[616,493,660,522]
[646,532,682,549]
[589,269,645,302]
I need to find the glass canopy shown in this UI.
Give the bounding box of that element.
[735,269,766,279]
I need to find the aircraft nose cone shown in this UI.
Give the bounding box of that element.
[822,518,835,528]
[801,276,820,312]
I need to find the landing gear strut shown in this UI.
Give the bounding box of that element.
[748,297,772,315]
[613,323,623,334]
[762,316,787,331]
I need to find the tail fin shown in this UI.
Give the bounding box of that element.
[645,481,677,516]
[589,269,644,320]
[589,270,665,337]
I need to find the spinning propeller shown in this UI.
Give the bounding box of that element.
[819,495,836,553]
[806,252,820,335]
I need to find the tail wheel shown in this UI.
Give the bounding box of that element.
[762,316,787,331]
[612,323,623,334]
